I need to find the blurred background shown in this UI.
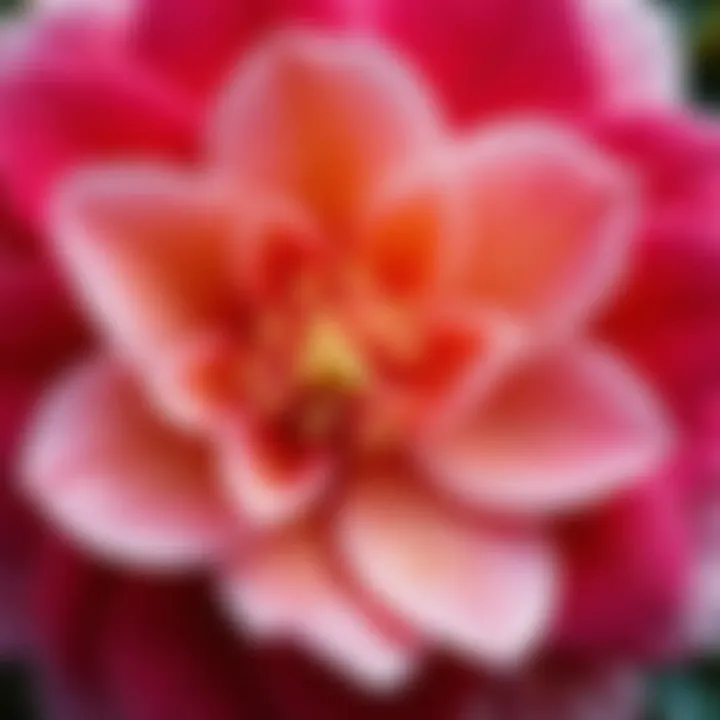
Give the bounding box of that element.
[0,0,717,718]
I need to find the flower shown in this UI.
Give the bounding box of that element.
[19,25,676,690]
[0,0,717,717]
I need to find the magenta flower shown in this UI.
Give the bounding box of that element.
[0,0,717,716]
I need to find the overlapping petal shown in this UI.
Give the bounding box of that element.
[23,359,237,568]
[211,30,442,231]
[131,0,349,99]
[218,424,333,527]
[222,526,417,691]
[338,477,558,666]
[52,165,236,365]
[449,123,635,330]
[374,0,599,123]
[581,0,684,109]
[0,11,197,225]
[424,343,671,515]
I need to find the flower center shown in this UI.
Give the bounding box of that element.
[295,315,369,394]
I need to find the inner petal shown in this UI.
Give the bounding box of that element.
[448,122,636,332]
[210,30,442,233]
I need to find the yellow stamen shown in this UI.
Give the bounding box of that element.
[296,315,369,392]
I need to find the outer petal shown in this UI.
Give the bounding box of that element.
[22,358,238,568]
[131,0,349,99]
[210,30,441,232]
[450,123,635,330]
[38,0,134,17]
[52,165,235,365]
[424,343,671,515]
[338,477,558,666]
[372,0,598,123]
[0,12,196,226]
[556,473,689,658]
[221,526,418,692]
[0,256,86,371]
[581,0,684,109]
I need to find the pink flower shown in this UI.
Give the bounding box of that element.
[0,0,716,716]
[20,23,675,690]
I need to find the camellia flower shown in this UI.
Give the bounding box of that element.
[20,28,675,690]
[0,0,717,717]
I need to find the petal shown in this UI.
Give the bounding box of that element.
[591,113,720,212]
[357,150,459,301]
[52,165,235,364]
[221,526,418,692]
[0,257,86,371]
[210,30,441,231]
[338,478,558,666]
[374,0,598,123]
[0,12,196,226]
[556,473,689,658]
[451,123,635,329]
[218,423,333,528]
[132,0,349,98]
[581,0,684,109]
[38,0,133,17]
[424,343,672,515]
[22,358,238,568]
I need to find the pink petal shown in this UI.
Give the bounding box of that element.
[0,12,196,226]
[338,478,558,666]
[424,343,672,515]
[373,0,598,123]
[131,0,349,99]
[450,123,635,330]
[221,526,418,691]
[0,257,86,371]
[218,424,333,528]
[22,358,238,568]
[556,473,689,658]
[38,0,134,17]
[210,30,441,232]
[582,0,683,110]
[52,165,235,365]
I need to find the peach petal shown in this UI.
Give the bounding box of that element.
[358,150,458,300]
[424,343,672,515]
[210,30,441,231]
[52,164,236,366]
[338,478,558,666]
[451,122,635,330]
[144,330,241,432]
[221,526,417,692]
[218,424,334,528]
[22,358,238,568]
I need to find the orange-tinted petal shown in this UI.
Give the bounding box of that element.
[210,30,441,232]
[338,477,558,666]
[424,343,672,515]
[357,151,458,301]
[451,123,635,330]
[221,526,418,691]
[218,423,333,528]
[22,359,238,568]
[52,164,235,365]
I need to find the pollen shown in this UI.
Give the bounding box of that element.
[296,315,369,393]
